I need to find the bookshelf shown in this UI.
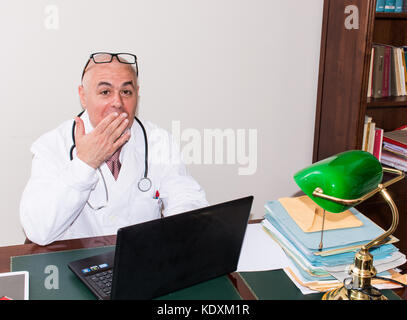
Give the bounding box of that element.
[367,96,407,108]
[314,0,407,271]
[375,12,407,19]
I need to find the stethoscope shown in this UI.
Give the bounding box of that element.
[69,110,152,210]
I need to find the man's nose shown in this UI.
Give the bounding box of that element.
[111,91,124,108]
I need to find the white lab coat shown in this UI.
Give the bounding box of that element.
[20,111,209,245]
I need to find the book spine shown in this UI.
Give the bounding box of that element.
[362,116,372,151]
[402,48,407,92]
[367,47,375,98]
[373,128,384,161]
[385,0,396,12]
[368,121,376,154]
[404,48,407,79]
[394,47,402,95]
[398,48,407,95]
[382,46,391,97]
[362,123,368,151]
[391,47,398,96]
[396,0,404,12]
[373,45,385,98]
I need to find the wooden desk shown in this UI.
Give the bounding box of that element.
[0,235,406,300]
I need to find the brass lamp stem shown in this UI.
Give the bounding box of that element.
[363,188,399,250]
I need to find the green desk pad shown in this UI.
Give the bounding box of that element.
[239,270,401,300]
[10,246,241,300]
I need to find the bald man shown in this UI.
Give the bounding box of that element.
[76,53,137,169]
[20,52,208,246]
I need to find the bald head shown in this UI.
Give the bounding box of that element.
[78,56,139,129]
[81,57,138,89]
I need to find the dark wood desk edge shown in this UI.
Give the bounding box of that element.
[0,235,117,274]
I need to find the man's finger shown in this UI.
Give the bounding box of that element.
[104,112,128,137]
[112,130,131,150]
[74,117,85,140]
[94,112,119,134]
[110,117,130,143]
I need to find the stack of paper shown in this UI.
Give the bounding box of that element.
[262,196,407,294]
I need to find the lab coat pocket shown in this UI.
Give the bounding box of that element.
[130,193,162,223]
[150,197,163,218]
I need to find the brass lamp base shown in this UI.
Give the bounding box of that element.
[322,247,387,300]
[322,286,387,300]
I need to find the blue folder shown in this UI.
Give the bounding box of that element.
[264,201,398,267]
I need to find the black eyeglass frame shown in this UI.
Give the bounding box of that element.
[81,52,138,81]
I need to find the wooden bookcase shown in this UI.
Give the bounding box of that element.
[314,0,407,271]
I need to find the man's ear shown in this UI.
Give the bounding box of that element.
[78,85,87,109]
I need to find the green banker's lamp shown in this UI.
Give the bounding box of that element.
[294,150,404,300]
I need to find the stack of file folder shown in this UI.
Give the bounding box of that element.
[261,196,407,294]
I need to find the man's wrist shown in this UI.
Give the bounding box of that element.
[65,157,99,191]
[76,152,101,169]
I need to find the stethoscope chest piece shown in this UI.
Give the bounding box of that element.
[138,177,152,192]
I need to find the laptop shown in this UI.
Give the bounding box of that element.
[68,196,253,300]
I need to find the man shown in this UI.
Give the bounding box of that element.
[20,52,208,246]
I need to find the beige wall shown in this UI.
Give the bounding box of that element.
[0,0,323,246]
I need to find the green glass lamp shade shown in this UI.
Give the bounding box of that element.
[294,150,383,213]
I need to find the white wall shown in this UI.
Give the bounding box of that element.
[0,0,323,246]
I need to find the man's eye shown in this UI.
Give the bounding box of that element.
[121,90,133,96]
[100,90,110,95]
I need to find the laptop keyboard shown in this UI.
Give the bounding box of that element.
[88,269,114,297]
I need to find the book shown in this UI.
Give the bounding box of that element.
[362,116,373,151]
[382,46,391,97]
[383,141,407,157]
[391,46,399,96]
[383,124,407,148]
[377,0,386,11]
[381,150,407,171]
[394,47,401,95]
[402,48,407,92]
[372,45,385,98]
[396,0,404,12]
[373,127,384,160]
[397,48,407,95]
[385,0,396,12]
[368,120,376,154]
[367,47,375,98]
[403,47,407,76]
